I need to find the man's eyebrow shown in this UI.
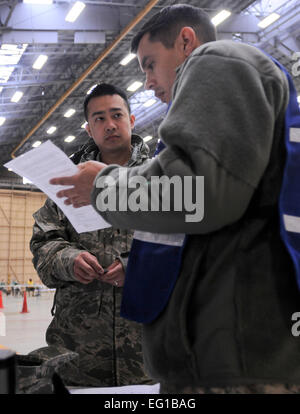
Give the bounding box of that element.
[91,110,105,117]
[91,107,123,117]
[141,56,151,70]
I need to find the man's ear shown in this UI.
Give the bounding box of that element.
[178,26,199,57]
[130,114,135,130]
[85,123,92,137]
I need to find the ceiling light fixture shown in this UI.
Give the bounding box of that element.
[47,126,56,134]
[64,109,76,118]
[0,117,6,126]
[143,135,152,143]
[0,54,21,65]
[127,81,143,92]
[143,98,157,108]
[11,91,23,103]
[32,54,48,70]
[32,141,41,148]
[0,44,28,85]
[65,1,86,23]
[1,44,18,50]
[86,84,97,95]
[65,135,76,143]
[258,12,280,29]
[211,10,231,26]
[120,53,136,66]
[23,0,53,4]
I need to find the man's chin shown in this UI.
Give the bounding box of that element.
[104,143,129,153]
[161,94,170,104]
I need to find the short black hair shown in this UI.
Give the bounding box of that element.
[131,4,216,53]
[84,83,131,121]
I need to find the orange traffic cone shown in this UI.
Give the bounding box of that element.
[0,290,3,309]
[20,291,29,313]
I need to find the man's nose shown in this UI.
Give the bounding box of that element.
[144,74,155,91]
[105,119,117,132]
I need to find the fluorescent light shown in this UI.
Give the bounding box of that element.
[64,108,76,118]
[23,177,33,184]
[0,87,3,93]
[297,96,300,104]
[0,44,27,86]
[23,0,53,4]
[0,54,21,65]
[46,126,56,134]
[127,81,143,92]
[143,135,152,143]
[120,53,136,66]
[65,135,76,143]
[65,1,86,23]
[258,12,280,29]
[211,10,231,26]
[81,122,87,128]
[1,44,18,50]
[143,98,157,108]
[86,84,97,95]
[0,117,6,126]
[11,91,23,103]
[32,54,48,70]
[32,141,41,148]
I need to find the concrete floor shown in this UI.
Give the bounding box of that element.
[0,290,159,394]
[0,290,53,354]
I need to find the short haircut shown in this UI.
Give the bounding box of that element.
[84,83,131,121]
[131,4,216,53]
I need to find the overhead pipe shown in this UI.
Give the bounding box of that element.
[11,0,160,158]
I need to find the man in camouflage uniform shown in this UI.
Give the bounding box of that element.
[30,83,151,387]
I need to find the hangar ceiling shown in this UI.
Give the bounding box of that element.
[0,0,299,188]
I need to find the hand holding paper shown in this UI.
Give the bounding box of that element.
[4,140,110,233]
[50,160,107,208]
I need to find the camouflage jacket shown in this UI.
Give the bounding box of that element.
[30,134,151,387]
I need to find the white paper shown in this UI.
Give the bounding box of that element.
[69,383,160,394]
[4,140,111,233]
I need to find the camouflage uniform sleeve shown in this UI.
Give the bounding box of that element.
[30,198,83,288]
[116,251,129,271]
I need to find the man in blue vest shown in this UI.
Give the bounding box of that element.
[51,5,300,393]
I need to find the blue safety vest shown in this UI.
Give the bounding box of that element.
[274,60,300,290]
[121,56,300,324]
[121,104,188,324]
